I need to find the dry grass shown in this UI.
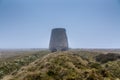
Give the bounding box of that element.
[0,51,49,79]
[2,51,120,80]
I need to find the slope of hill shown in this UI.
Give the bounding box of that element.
[0,51,49,79]
[2,51,120,80]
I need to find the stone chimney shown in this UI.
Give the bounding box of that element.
[49,28,69,52]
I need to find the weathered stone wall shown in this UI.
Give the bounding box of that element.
[0,53,1,58]
[49,28,69,52]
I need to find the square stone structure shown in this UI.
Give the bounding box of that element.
[49,28,69,52]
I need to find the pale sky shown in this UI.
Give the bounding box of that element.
[0,0,120,48]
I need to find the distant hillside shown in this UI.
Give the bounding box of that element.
[2,51,120,80]
[79,49,120,54]
[0,49,48,58]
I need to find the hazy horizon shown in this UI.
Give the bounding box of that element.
[0,0,120,48]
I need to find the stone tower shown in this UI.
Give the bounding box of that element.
[49,28,69,52]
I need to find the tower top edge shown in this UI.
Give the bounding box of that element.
[52,28,66,31]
